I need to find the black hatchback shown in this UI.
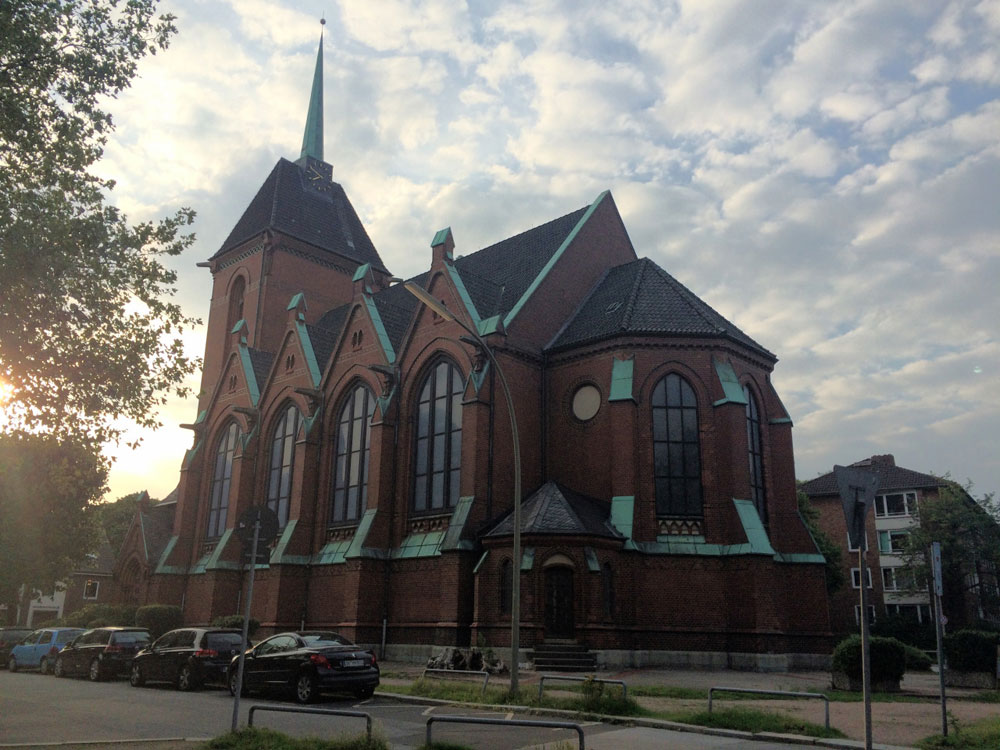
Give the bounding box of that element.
[130,628,245,691]
[54,627,150,681]
[0,627,33,669]
[229,631,379,703]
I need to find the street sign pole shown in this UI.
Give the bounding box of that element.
[931,541,947,737]
[231,515,260,732]
[857,505,873,750]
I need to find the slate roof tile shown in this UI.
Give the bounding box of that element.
[305,323,339,373]
[484,481,623,539]
[801,456,944,496]
[140,492,177,565]
[212,158,388,273]
[247,348,274,387]
[548,257,774,359]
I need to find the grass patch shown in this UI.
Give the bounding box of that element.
[202,727,387,750]
[918,715,1000,749]
[664,707,846,739]
[821,689,935,703]
[952,691,1000,704]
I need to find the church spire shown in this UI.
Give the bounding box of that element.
[299,19,325,163]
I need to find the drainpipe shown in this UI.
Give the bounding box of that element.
[380,369,401,660]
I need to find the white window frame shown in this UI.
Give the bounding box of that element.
[83,580,100,600]
[874,491,916,518]
[847,531,868,553]
[878,529,909,555]
[854,604,877,625]
[886,603,931,624]
[851,567,873,589]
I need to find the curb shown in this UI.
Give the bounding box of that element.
[374,690,918,750]
[0,740,210,749]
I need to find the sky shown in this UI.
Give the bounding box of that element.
[98,0,1000,505]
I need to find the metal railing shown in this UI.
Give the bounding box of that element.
[537,674,628,701]
[247,705,373,739]
[421,667,491,695]
[426,715,585,749]
[708,686,830,730]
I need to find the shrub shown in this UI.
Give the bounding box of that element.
[135,604,182,638]
[903,643,933,671]
[212,615,260,637]
[832,635,906,683]
[57,603,137,628]
[945,630,1000,673]
[871,613,936,651]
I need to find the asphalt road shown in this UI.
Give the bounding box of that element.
[0,669,812,749]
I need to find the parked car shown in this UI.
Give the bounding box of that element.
[7,628,85,674]
[228,631,379,703]
[0,627,34,668]
[130,628,245,691]
[54,627,150,681]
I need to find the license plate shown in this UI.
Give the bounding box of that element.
[342,659,364,668]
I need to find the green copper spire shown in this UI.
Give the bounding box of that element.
[299,20,325,162]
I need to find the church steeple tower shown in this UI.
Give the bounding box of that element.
[299,19,325,164]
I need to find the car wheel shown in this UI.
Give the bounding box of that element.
[39,657,49,675]
[54,657,66,678]
[177,664,197,691]
[129,663,145,687]
[354,686,375,699]
[8,656,17,673]
[88,658,103,682]
[294,671,317,704]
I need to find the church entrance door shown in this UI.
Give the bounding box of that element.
[544,566,574,638]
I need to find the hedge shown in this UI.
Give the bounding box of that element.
[944,630,1000,673]
[832,635,907,683]
[57,603,137,628]
[135,604,183,638]
[211,615,260,637]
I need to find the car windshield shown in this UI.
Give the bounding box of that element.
[114,632,149,645]
[206,633,243,649]
[301,633,352,647]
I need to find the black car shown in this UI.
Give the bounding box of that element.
[54,627,150,681]
[130,628,245,691]
[0,627,33,669]
[229,631,379,703]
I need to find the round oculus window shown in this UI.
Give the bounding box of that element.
[571,384,601,421]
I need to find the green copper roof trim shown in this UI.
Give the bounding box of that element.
[270,520,298,564]
[314,538,352,565]
[478,315,502,336]
[286,292,306,311]
[431,227,452,249]
[300,29,324,162]
[584,546,600,572]
[796,510,825,557]
[194,409,207,425]
[769,417,794,425]
[733,499,775,555]
[375,385,397,419]
[363,296,396,364]
[441,496,474,551]
[139,513,150,561]
[182,437,203,469]
[238,341,261,406]
[345,509,377,558]
[190,550,211,575]
[609,356,635,402]
[712,358,747,406]
[231,319,247,336]
[352,263,371,282]
[610,496,634,540]
[392,530,445,559]
[774,552,827,564]
[204,529,234,570]
[473,550,489,574]
[521,546,535,571]
[294,318,322,387]
[503,190,610,329]
[469,361,490,395]
[154,536,186,575]
[657,534,707,543]
[445,261,481,327]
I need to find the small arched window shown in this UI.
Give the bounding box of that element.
[413,360,463,512]
[207,422,240,538]
[330,384,375,524]
[651,373,702,516]
[499,559,513,615]
[744,384,767,525]
[227,276,246,332]
[266,404,300,528]
[602,562,615,619]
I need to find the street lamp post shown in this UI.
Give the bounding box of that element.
[402,280,523,695]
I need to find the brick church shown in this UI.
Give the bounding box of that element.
[116,32,832,668]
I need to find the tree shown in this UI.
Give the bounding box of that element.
[797,486,845,594]
[898,483,1000,629]
[96,491,144,554]
[0,432,107,612]
[0,0,199,451]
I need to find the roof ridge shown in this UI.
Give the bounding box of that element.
[619,257,649,331]
[544,266,612,350]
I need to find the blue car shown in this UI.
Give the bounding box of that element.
[8,628,84,674]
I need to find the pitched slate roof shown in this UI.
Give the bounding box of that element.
[370,272,425,352]
[305,323,339,374]
[247,348,274,387]
[74,532,116,575]
[212,158,388,273]
[139,491,177,565]
[547,257,773,359]
[801,455,944,496]
[451,207,589,320]
[484,481,623,539]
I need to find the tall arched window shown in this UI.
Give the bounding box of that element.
[330,384,375,525]
[267,404,300,528]
[413,360,463,512]
[744,384,767,525]
[652,373,702,516]
[207,422,240,538]
[499,559,513,615]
